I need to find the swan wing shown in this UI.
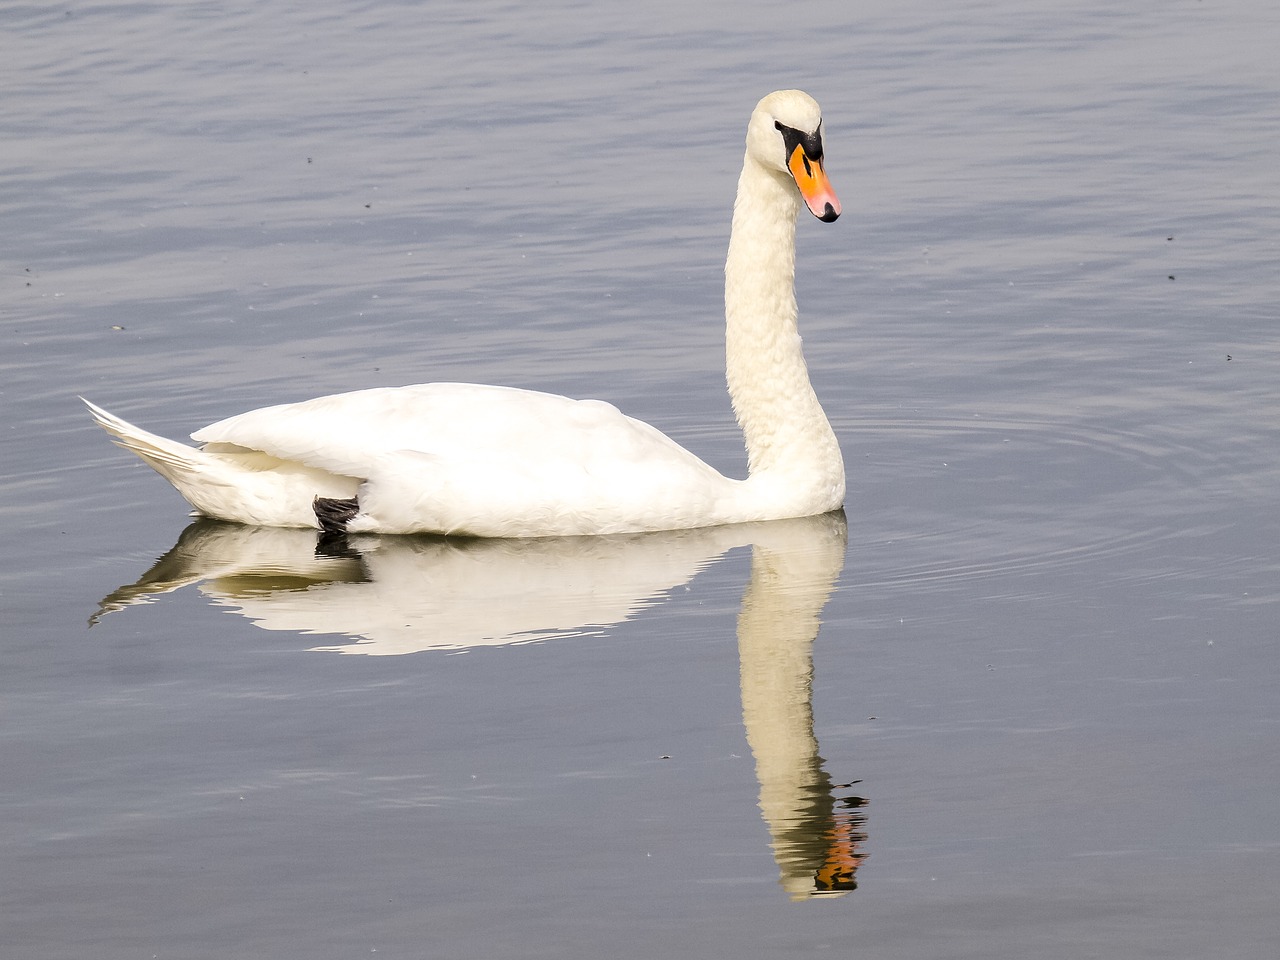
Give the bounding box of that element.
[191,383,713,478]
[191,383,735,535]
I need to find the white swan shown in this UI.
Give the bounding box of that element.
[85,90,844,538]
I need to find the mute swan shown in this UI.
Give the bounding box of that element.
[85,89,844,538]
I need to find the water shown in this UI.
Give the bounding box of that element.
[3,1,1279,957]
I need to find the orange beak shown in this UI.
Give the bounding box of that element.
[788,145,841,222]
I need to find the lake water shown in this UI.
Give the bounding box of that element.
[3,1,1278,957]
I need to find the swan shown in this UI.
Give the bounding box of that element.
[85,89,844,538]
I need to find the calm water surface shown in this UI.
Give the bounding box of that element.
[2,1,1279,957]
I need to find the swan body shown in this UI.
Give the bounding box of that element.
[86,90,844,538]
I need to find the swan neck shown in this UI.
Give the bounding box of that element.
[724,155,842,499]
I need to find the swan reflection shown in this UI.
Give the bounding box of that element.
[95,512,865,897]
[735,516,867,898]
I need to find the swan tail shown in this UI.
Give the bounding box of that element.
[83,398,357,528]
[82,398,223,489]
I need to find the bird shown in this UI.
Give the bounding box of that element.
[85,89,844,538]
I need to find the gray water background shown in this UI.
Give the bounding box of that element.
[2,0,1279,957]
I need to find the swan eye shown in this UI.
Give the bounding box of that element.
[774,120,824,164]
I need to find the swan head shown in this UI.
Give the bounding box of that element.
[746,90,841,222]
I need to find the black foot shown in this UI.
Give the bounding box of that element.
[313,496,360,535]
